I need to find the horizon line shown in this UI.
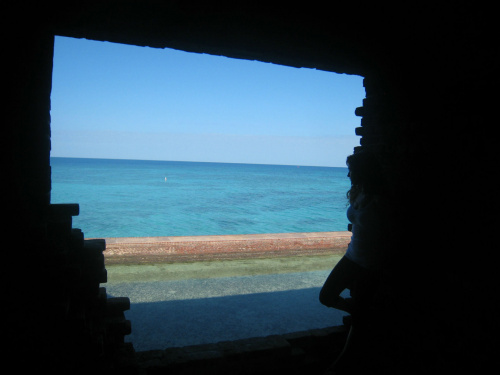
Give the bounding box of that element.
[50,155,348,169]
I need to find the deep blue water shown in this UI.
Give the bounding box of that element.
[50,157,350,238]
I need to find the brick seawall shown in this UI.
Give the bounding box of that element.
[100,231,350,265]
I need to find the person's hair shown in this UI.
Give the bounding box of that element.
[346,150,387,205]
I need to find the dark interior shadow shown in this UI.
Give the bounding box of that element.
[110,287,348,351]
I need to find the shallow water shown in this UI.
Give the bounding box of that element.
[50,157,351,238]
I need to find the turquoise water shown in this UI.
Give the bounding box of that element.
[50,157,350,238]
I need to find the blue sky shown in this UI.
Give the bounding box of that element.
[51,36,364,167]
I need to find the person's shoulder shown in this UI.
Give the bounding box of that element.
[355,193,375,209]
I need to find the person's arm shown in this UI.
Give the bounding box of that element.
[319,255,364,313]
[326,295,354,313]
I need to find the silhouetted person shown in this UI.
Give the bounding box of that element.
[320,150,390,374]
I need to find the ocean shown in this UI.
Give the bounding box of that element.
[50,157,351,238]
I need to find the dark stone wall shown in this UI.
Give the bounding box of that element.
[7,30,53,239]
[354,68,497,371]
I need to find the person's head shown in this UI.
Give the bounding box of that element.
[346,150,387,204]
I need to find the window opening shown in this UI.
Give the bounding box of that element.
[50,35,364,350]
